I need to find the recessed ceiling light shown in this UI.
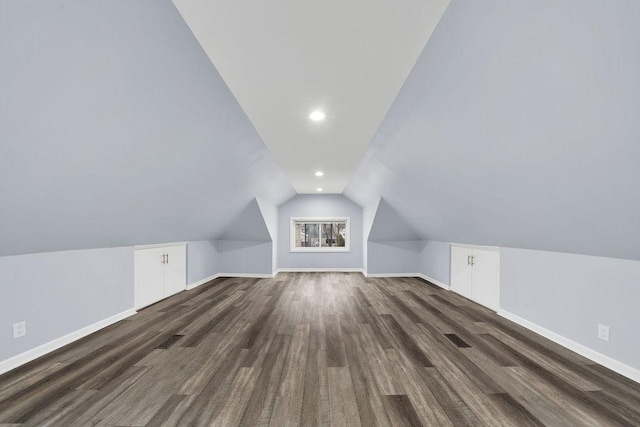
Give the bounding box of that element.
[316,188,323,192]
[314,171,324,177]
[309,110,326,121]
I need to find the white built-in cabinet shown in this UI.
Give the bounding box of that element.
[450,244,500,311]
[134,243,187,310]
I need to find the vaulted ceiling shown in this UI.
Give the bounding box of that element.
[172,0,450,193]
[2,0,639,261]
[0,0,294,257]
[345,0,640,261]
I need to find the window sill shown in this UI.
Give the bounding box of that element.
[290,248,351,253]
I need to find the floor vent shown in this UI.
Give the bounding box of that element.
[444,334,471,348]
[156,334,184,350]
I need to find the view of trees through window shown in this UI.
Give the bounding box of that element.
[294,220,347,248]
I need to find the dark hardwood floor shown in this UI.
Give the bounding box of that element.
[1,273,639,426]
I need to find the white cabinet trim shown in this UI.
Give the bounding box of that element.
[134,241,188,250]
[449,242,499,251]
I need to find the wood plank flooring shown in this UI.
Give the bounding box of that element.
[1,273,639,426]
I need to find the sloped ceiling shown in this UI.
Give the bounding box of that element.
[4,0,639,262]
[368,199,421,242]
[172,0,450,193]
[0,0,294,257]
[345,0,640,261]
[217,199,272,242]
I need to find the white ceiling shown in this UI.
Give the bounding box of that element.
[172,0,450,193]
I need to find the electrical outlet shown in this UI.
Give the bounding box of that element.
[13,321,26,339]
[598,324,610,342]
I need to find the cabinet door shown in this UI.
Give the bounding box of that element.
[451,246,472,299]
[471,248,500,310]
[134,247,165,309]
[163,244,186,297]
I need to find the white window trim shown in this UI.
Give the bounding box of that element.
[290,217,351,253]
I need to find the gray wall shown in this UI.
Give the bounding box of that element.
[187,240,219,285]
[214,197,274,275]
[361,199,379,273]
[368,199,421,242]
[217,199,272,242]
[0,247,133,361]
[256,198,279,272]
[278,195,363,270]
[188,239,274,278]
[367,241,421,275]
[217,241,273,275]
[0,0,293,257]
[366,238,450,281]
[501,247,640,371]
[345,0,640,261]
[365,198,423,275]
[418,240,451,286]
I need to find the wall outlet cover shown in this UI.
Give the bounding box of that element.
[13,321,26,339]
[598,324,610,342]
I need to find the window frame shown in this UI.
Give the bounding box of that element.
[289,217,351,253]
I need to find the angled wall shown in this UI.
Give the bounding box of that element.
[0,0,294,257]
[217,199,272,242]
[365,198,423,275]
[345,0,640,261]
[256,198,279,273]
[215,198,274,275]
[361,198,380,273]
[368,199,422,242]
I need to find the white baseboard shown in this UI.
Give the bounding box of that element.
[186,273,221,290]
[498,309,640,384]
[364,272,418,278]
[275,268,364,274]
[416,273,451,290]
[0,308,136,376]
[218,273,275,278]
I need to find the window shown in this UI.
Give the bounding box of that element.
[290,217,350,252]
